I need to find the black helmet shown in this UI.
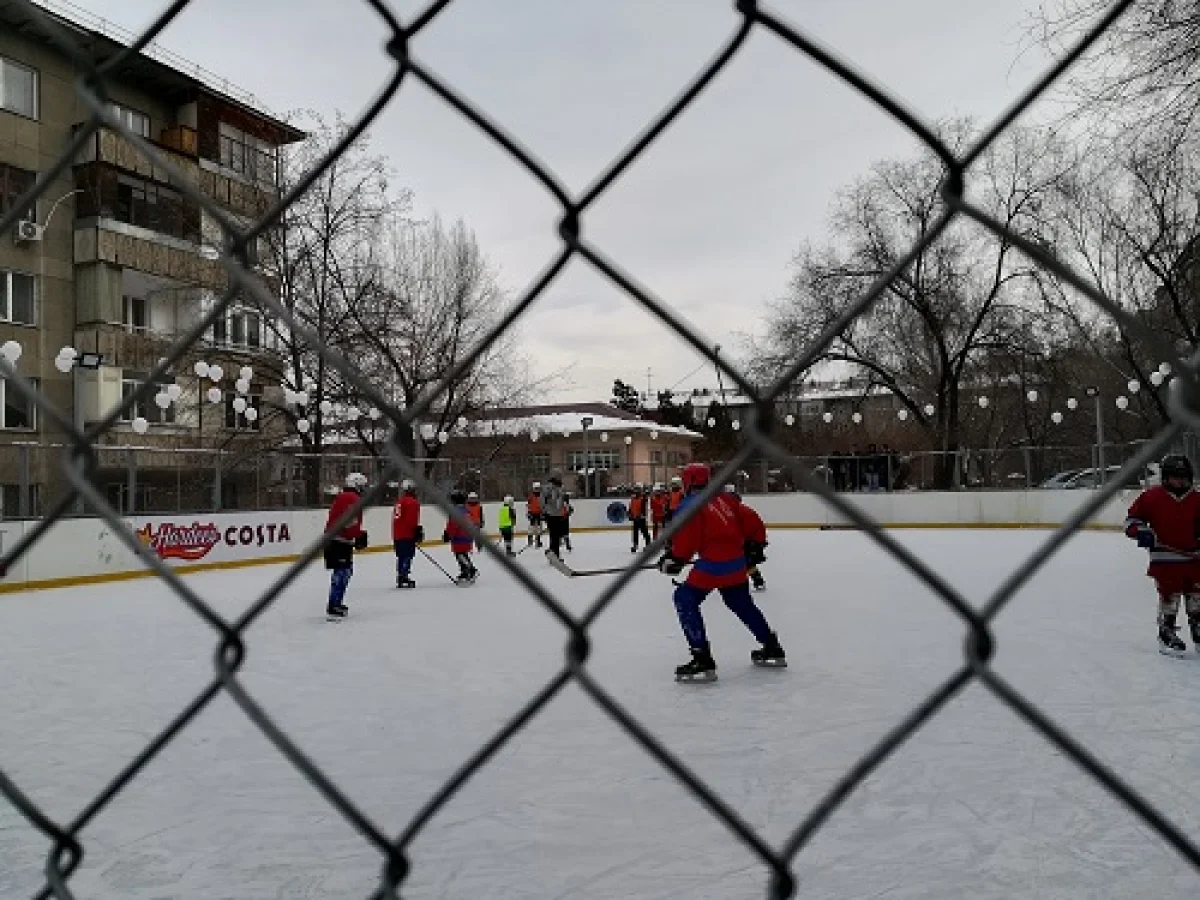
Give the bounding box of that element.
[1162,454,1193,484]
[449,489,467,504]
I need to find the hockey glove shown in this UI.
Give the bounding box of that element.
[441,530,450,543]
[414,524,425,544]
[354,532,369,551]
[1136,528,1155,549]
[744,540,767,566]
[657,553,686,576]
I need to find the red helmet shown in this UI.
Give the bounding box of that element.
[681,462,710,492]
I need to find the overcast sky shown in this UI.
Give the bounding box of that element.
[69,0,1062,402]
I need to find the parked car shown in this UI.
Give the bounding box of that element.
[1040,468,1086,489]
[1060,465,1152,490]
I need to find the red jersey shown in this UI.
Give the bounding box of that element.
[669,493,753,589]
[392,493,421,540]
[1125,486,1200,574]
[527,494,542,515]
[629,494,647,518]
[326,489,364,542]
[669,487,684,512]
[650,493,669,521]
[729,496,767,544]
[445,506,474,552]
[466,501,483,527]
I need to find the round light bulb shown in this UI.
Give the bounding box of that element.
[131,416,149,434]
[624,435,632,445]
[59,346,78,360]
[822,412,833,423]
[166,384,182,401]
[784,414,795,427]
[707,417,716,427]
[1066,397,1078,410]
[1026,389,1038,402]
[923,404,935,416]
[294,390,309,406]
[319,400,333,416]
[154,392,171,409]
[650,430,659,439]
[1115,395,1129,410]
[239,366,253,381]
[437,430,449,444]
[1127,380,1140,394]
[233,397,247,414]
[207,364,223,382]
[244,406,259,422]
[368,407,381,420]
[978,396,989,409]
[235,378,250,395]
[54,355,74,373]
[207,387,222,403]
[1150,372,1164,386]
[1159,362,1172,376]
[1,340,22,362]
[898,409,908,421]
[297,419,310,434]
[1051,411,1063,424]
[193,361,210,378]
[732,420,741,431]
[852,412,862,424]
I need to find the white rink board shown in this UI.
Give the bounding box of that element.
[0,489,1135,591]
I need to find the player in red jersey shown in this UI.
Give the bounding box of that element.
[324,472,369,618]
[1124,454,1200,656]
[392,479,422,589]
[658,463,785,681]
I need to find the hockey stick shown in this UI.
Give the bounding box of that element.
[544,549,660,578]
[418,546,461,585]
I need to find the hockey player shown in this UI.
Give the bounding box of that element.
[562,490,575,553]
[666,476,685,522]
[650,483,669,539]
[541,472,568,559]
[628,485,651,552]
[324,472,369,618]
[526,482,544,548]
[465,491,485,551]
[498,495,517,556]
[392,478,423,589]
[658,463,785,681]
[443,489,478,583]
[725,484,767,591]
[1124,454,1200,656]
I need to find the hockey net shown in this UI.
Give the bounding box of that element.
[2,1,1199,898]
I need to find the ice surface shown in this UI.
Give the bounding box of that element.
[4,528,1200,899]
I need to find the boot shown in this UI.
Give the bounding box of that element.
[675,645,717,682]
[751,633,787,668]
[1159,616,1187,657]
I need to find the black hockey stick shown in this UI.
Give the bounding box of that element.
[544,549,661,578]
[418,546,462,585]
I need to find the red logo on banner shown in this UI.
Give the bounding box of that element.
[136,522,222,560]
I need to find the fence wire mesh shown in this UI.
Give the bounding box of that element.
[3,0,1200,897]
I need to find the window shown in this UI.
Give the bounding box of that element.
[1,483,39,518]
[211,304,265,349]
[0,163,35,221]
[120,375,176,425]
[650,450,663,465]
[224,391,261,430]
[122,295,147,332]
[0,270,35,325]
[0,56,37,118]
[107,102,150,138]
[529,453,550,472]
[0,376,37,429]
[567,450,621,471]
[218,121,278,188]
[114,174,190,241]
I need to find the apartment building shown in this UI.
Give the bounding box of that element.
[0,1,304,514]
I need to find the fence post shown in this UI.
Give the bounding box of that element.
[213,451,222,512]
[18,445,30,518]
[126,449,137,515]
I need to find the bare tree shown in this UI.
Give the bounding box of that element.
[342,215,543,470]
[755,122,1072,486]
[1029,0,1200,145]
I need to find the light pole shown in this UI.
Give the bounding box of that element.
[580,416,593,498]
[1085,385,1105,486]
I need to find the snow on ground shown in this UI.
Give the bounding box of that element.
[3,528,1200,899]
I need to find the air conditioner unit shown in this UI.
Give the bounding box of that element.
[13,220,43,244]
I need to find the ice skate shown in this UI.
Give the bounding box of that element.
[325,604,347,622]
[751,634,786,668]
[1189,618,1200,652]
[751,573,766,592]
[396,576,416,589]
[1159,623,1187,657]
[675,646,717,683]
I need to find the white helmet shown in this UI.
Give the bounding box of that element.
[503,494,514,504]
[345,472,368,491]
[670,475,682,485]
[652,482,664,491]
[400,478,415,493]
[467,491,479,500]
[724,483,737,493]
[531,481,541,491]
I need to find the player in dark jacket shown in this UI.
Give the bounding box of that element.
[324,472,369,618]
[658,463,785,681]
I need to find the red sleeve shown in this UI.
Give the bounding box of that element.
[670,505,704,561]
[737,504,767,543]
[1125,491,1151,536]
[327,492,364,538]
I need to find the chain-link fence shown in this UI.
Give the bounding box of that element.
[3,0,1200,898]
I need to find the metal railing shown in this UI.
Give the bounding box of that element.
[3,1,1199,898]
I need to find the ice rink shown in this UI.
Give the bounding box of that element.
[4,527,1200,899]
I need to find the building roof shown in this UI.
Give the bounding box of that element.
[468,403,703,440]
[2,0,304,141]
